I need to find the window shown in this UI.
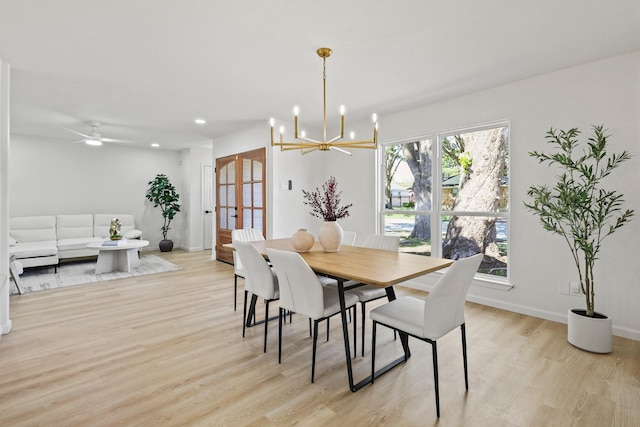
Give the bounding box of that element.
[381,122,509,280]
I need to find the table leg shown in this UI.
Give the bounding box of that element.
[385,286,411,359]
[337,279,356,391]
[95,251,116,274]
[339,282,412,392]
[246,294,258,327]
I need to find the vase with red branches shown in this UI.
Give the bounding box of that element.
[302,176,352,252]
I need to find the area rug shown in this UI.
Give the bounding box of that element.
[12,254,182,295]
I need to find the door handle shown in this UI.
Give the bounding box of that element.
[231,214,238,218]
[205,210,212,214]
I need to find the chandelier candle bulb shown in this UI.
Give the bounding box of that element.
[270,118,275,142]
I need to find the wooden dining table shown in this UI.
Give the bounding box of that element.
[249,238,453,392]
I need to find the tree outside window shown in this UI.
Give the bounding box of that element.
[382,123,509,278]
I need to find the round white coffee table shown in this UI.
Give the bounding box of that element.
[86,239,150,274]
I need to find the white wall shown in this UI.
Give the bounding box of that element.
[0,58,11,336]
[9,136,184,250]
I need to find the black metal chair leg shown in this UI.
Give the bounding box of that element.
[461,323,468,390]
[353,306,357,357]
[371,321,377,383]
[326,317,330,342]
[234,274,239,311]
[432,342,440,418]
[242,290,248,337]
[263,300,270,353]
[312,319,319,383]
[278,308,283,364]
[361,301,366,356]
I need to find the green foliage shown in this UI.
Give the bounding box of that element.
[458,150,473,173]
[524,125,634,316]
[146,174,181,240]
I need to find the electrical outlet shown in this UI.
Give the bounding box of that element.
[570,281,581,296]
[558,282,570,295]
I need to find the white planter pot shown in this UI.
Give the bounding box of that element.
[567,308,612,353]
[318,221,343,252]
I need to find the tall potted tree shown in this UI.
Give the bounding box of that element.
[146,173,181,252]
[524,125,634,353]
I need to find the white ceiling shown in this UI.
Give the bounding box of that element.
[0,0,639,150]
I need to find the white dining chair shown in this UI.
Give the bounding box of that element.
[234,241,279,353]
[370,253,483,418]
[342,230,356,246]
[328,233,400,356]
[231,228,265,311]
[267,248,359,383]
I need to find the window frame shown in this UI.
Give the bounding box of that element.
[377,120,511,287]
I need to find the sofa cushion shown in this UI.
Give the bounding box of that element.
[57,214,94,240]
[57,237,104,251]
[9,240,58,259]
[123,229,142,239]
[94,214,137,238]
[9,216,57,243]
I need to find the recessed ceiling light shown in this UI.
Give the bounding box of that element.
[195,118,206,125]
[151,143,160,148]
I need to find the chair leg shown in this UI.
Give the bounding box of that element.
[234,274,239,311]
[312,319,319,383]
[242,290,248,337]
[361,301,366,356]
[353,306,357,358]
[432,342,440,418]
[461,323,469,390]
[371,321,377,383]
[263,300,270,353]
[278,308,283,364]
[326,317,330,342]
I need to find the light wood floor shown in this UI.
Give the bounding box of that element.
[1,250,639,426]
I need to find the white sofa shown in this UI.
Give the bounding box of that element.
[9,214,142,269]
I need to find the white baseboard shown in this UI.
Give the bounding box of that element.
[402,279,640,342]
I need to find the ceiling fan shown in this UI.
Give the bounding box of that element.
[65,121,130,146]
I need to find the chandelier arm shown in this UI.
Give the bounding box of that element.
[297,136,322,144]
[301,146,321,155]
[273,141,318,148]
[331,140,376,147]
[329,146,352,156]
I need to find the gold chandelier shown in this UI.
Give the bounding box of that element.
[270,47,378,155]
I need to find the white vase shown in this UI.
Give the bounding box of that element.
[318,221,343,252]
[291,229,314,252]
[567,308,612,353]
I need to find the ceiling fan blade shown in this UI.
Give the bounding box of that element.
[101,137,134,143]
[64,128,92,139]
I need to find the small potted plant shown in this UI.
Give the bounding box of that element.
[302,176,352,252]
[524,125,634,353]
[146,173,181,252]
